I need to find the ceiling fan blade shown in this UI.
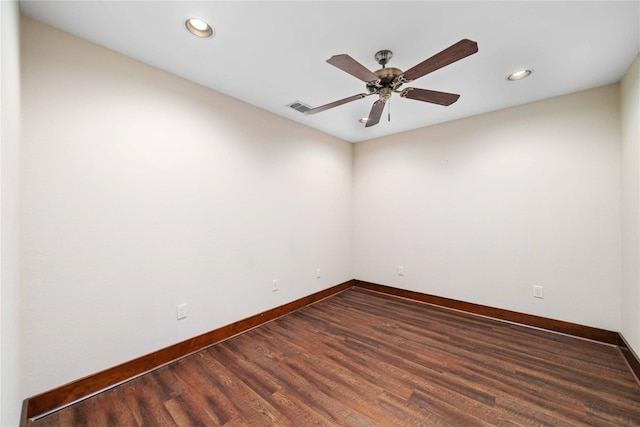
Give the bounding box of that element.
[402,39,478,82]
[327,54,379,83]
[365,99,386,127]
[305,93,368,114]
[401,88,460,106]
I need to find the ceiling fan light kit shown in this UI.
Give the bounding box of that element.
[305,39,478,128]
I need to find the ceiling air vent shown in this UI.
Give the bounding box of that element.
[287,101,312,113]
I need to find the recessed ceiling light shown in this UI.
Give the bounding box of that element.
[185,18,214,38]
[507,69,532,81]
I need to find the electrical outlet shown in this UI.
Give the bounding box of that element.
[533,285,544,299]
[272,279,278,292]
[177,303,187,319]
[398,266,405,276]
[316,268,321,279]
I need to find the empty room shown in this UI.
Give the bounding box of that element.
[2,1,640,425]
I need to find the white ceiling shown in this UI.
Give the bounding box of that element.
[19,1,640,143]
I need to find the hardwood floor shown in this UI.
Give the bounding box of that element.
[31,288,640,426]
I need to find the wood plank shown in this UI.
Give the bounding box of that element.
[30,287,640,426]
[24,280,353,419]
[33,287,640,427]
[354,280,619,344]
[619,333,640,384]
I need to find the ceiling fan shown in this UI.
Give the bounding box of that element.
[305,39,478,127]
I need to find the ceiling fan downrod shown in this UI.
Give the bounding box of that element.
[304,39,478,128]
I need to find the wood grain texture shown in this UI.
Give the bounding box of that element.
[402,38,479,81]
[30,287,640,426]
[326,54,378,82]
[305,94,366,114]
[24,280,353,420]
[619,333,640,383]
[355,280,620,344]
[401,87,460,106]
[365,99,386,128]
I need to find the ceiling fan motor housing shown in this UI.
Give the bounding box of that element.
[367,67,404,93]
[306,39,478,127]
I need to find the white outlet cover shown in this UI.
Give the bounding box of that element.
[177,303,187,319]
[533,286,544,299]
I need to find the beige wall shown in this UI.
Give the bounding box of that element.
[21,17,353,397]
[18,13,638,406]
[621,56,640,354]
[1,1,22,425]
[354,85,622,331]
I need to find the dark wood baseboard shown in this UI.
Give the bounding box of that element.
[20,399,29,427]
[22,278,640,423]
[23,280,353,421]
[27,287,640,426]
[353,280,640,384]
[618,333,640,382]
[353,280,619,344]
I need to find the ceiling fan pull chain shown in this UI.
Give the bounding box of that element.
[305,40,477,127]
